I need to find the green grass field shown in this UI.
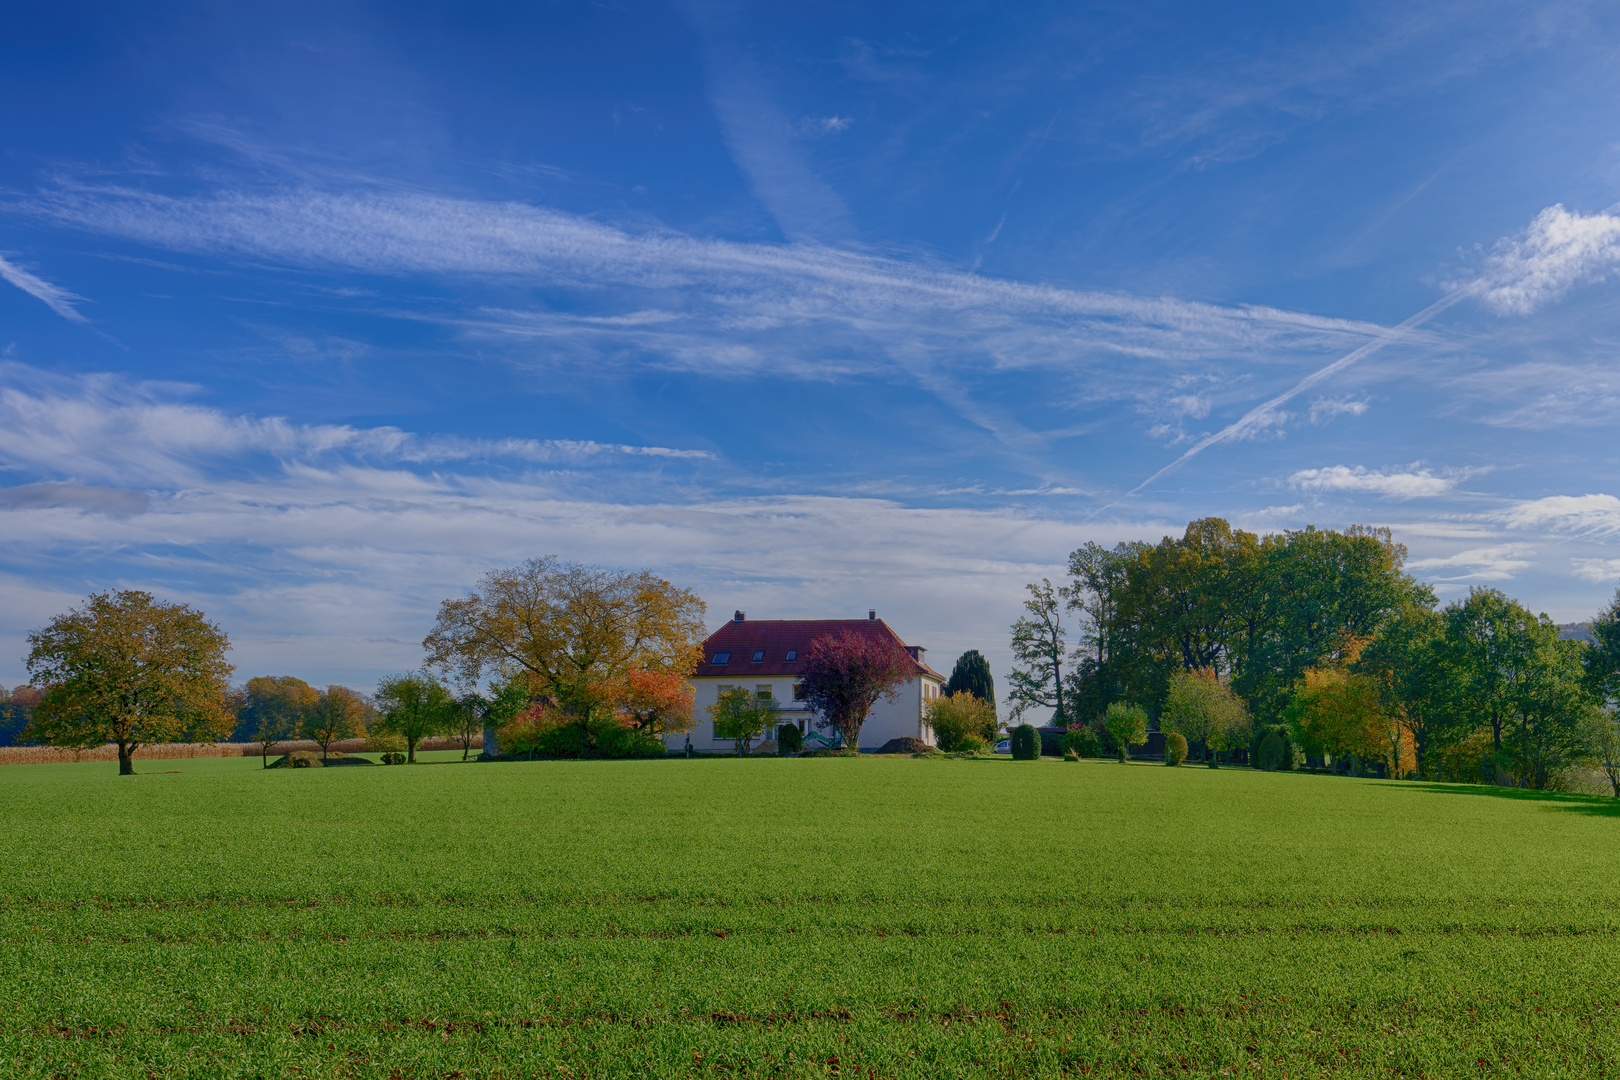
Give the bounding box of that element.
[1,754,1617,1078]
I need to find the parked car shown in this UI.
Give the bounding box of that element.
[994,738,1011,754]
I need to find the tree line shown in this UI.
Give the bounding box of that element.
[1008,517,1620,791]
[11,556,987,771]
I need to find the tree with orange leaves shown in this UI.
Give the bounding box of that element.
[613,669,696,739]
[1284,638,1388,773]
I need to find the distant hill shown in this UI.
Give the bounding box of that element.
[1558,622,1595,643]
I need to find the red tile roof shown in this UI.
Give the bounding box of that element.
[695,618,944,681]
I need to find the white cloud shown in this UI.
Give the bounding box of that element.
[1572,557,1620,583]
[1289,464,1455,498]
[1466,204,1620,316]
[1307,396,1370,423]
[1407,544,1535,580]
[1500,493,1620,533]
[0,365,710,487]
[0,252,87,322]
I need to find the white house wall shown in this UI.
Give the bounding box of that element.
[666,675,943,753]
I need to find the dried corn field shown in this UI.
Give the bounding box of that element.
[0,734,481,766]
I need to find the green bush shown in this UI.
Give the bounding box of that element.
[1063,749,1080,762]
[1011,723,1040,760]
[1062,726,1101,758]
[776,723,803,756]
[1104,702,1150,762]
[595,723,663,759]
[379,751,406,765]
[1258,730,1292,771]
[1164,732,1188,766]
[955,734,987,754]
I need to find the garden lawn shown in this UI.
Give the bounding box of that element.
[1,755,1617,1078]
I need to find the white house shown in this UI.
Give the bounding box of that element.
[668,610,946,753]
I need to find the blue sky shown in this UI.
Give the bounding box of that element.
[4,1,1620,697]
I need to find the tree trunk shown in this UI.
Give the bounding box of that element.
[408,736,417,764]
[118,742,136,775]
[1208,748,1218,769]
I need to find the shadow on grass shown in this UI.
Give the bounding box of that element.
[1390,780,1620,818]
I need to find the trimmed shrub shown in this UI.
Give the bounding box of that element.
[1011,723,1040,760]
[1165,732,1188,766]
[776,723,803,756]
[380,751,406,765]
[1258,730,1290,771]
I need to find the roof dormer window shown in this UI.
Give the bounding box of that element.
[784,649,797,661]
[712,652,731,664]
[751,650,765,662]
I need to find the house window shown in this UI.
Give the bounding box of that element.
[755,685,772,701]
[793,683,807,700]
[712,652,731,664]
[784,649,797,661]
[751,650,765,662]
[797,719,805,734]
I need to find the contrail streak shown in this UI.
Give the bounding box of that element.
[1129,287,1473,495]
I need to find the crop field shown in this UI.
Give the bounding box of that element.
[1,755,1618,1078]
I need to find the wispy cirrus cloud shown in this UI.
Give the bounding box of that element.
[1499,493,1620,534]
[1407,543,1536,581]
[0,364,710,488]
[9,184,1406,468]
[0,252,87,322]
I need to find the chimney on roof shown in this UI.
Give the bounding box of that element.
[734,610,746,622]
[868,609,876,621]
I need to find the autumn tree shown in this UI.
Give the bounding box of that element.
[302,685,370,762]
[709,686,779,755]
[1008,579,1069,724]
[374,672,453,763]
[24,590,233,775]
[423,556,706,750]
[944,651,997,719]
[925,690,1000,751]
[614,669,696,740]
[240,676,319,768]
[1283,664,1386,774]
[798,629,915,752]
[1161,668,1250,767]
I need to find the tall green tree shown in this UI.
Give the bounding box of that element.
[1357,601,1458,778]
[1065,539,1151,718]
[374,672,454,763]
[1505,632,1596,790]
[1008,579,1069,725]
[24,590,234,775]
[944,650,997,714]
[1583,587,1620,705]
[1442,588,1542,760]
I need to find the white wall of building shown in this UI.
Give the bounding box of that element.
[666,674,944,753]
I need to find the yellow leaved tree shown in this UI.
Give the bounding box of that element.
[25,590,234,775]
[423,557,706,752]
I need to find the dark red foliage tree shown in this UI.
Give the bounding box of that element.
[799,629,914,752]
